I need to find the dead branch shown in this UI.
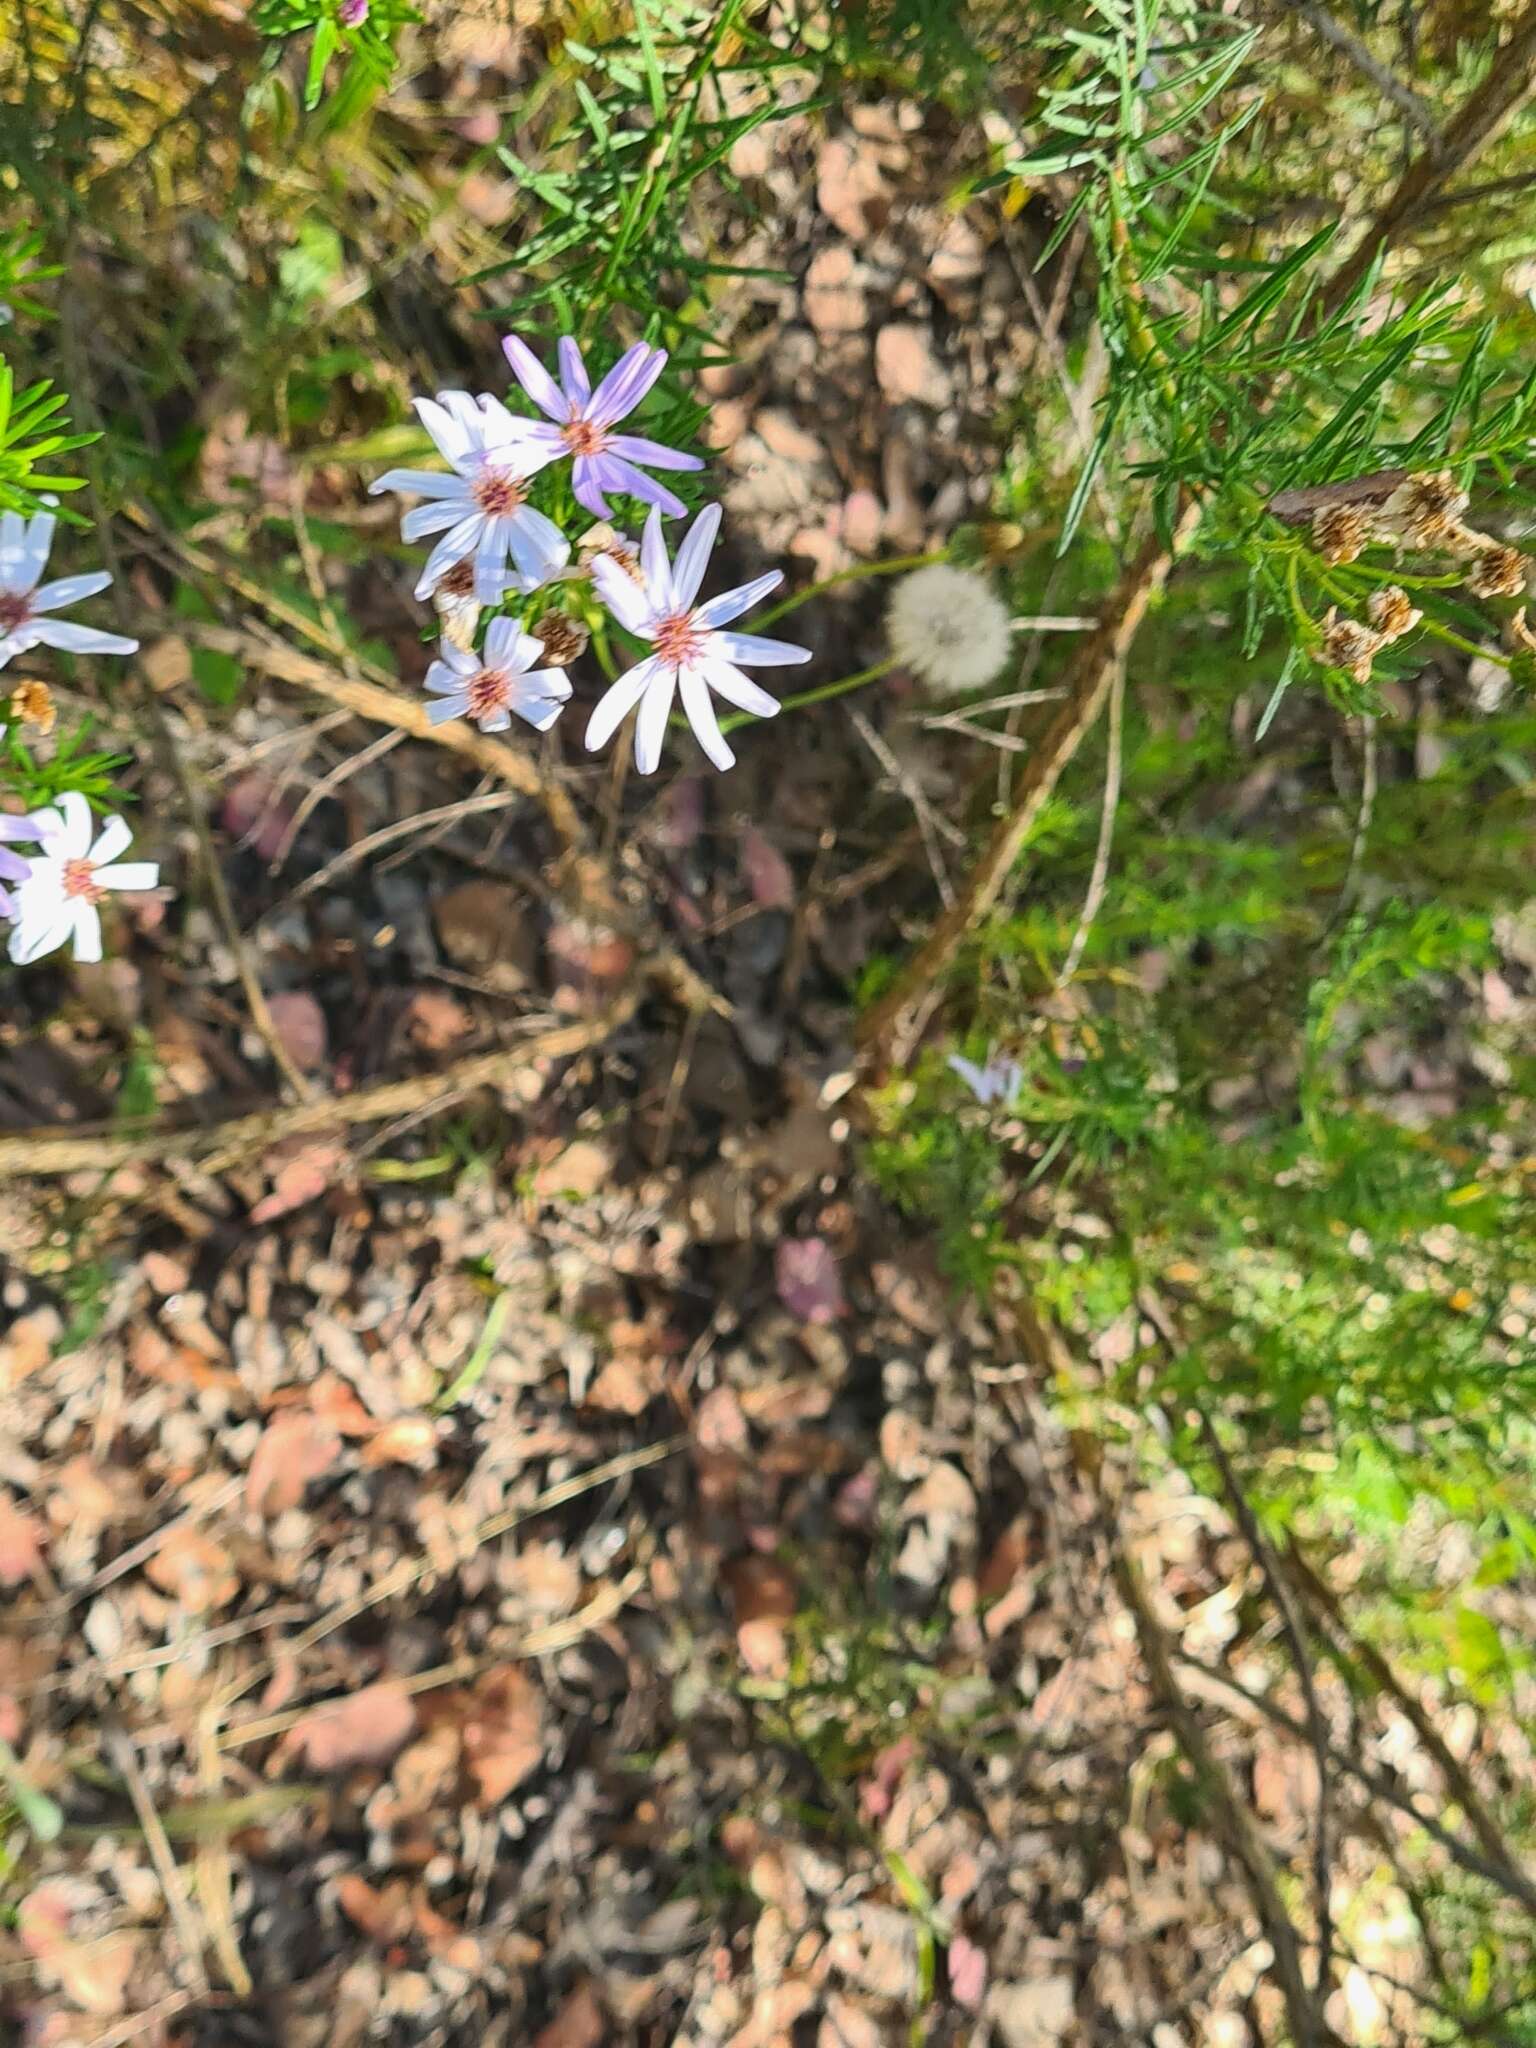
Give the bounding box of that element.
[0,1004,630,1181]
[1318,0,1536,322]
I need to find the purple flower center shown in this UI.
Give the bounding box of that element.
[472,468,526,517]
[654,610,703,668]
[0,591,33,633]
[467,668,511,720]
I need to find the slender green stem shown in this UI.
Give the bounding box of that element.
[434,1290,511,1412]
[720,654,899,735]
[755,549,949,628]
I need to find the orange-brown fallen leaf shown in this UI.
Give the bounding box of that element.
[286,1681,417,1772]
[532,1984,605,2048]
[246,1410,342,1516]
[0,1491,44,1587]
[335,1873,413,1945]
[462,1666,545,1805]
[144,1526,238,1614]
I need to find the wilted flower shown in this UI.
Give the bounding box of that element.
[1367,586,1422,641]
[587,503,809,774]
[1468,545,1528,601]
[502,335,703,519]
[1313,505,1370,566]
[369,391,570,604]
[528,612,590,667]
[7,792,159,965]
[1321,608,1383,684]
[1380,470,1470,549]
[887,562,1011,694]
[7,679,56,732]
[422,616,571,734]
[429,556,480,651]
[948,1049,1022,1106]
[0,512,139,670]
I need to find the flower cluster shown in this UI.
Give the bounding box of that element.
[1312,470,1531,690]
[0,513,155,964]
[371,332,810,776]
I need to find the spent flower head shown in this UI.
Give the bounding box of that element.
[502,335,703,520]
[1367,586,1422,641]
[948,1049,1023,1106]
[0,512,139,670]
[587,504,809,775]
[1321,608,1383,684]
[7,792,158,965]
[422,615,571,735]
[1468,545,1528,601]
[887,563,1011,694]
[369,391,570,605]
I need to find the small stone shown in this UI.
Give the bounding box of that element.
[804,245,866,337]
[876,323,951,406]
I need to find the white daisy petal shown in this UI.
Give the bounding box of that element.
[415,513,484,598]
[671,504,722,612]
[679,666,735,772]
[508,630,549,672]
[424,660,465,695]
[710,629,812,668]
[29,620,139,657]
[0,513,56,594]
[368,467,466,499]
[427,693,469,725]
[473,516,508,604]
[585,654,666,755]
[50,793,94,861]
[590,555,655,637]
[94,861,158,891]
[695,571,782,629]
[30,571,112,614]
[698,656,780,721]
[69,902,103,964]
[639,505,672,613]
[413,395,478,468]
[633,668,676,775]
[88,816,133,867]
[9,900,72,964]
[483,616,517,666]
[504,505,571,592]
[402,496,472,542]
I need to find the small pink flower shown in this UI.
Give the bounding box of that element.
[338,0,369,26]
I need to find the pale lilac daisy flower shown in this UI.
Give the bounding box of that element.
[502,336,703,520]
[0,814,38,921]
[0,512,139,670]
[8,792,158,965]
[586,504,809,775]
[422,615,571,734]
[369,391,570,605]
[948,1050,1022,1106]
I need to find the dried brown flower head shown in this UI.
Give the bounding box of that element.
[577,522,645,587]
[7,679,56,734]
[1313,505,1370,565]
[1366,586,1422,642]
[1467,545,1528,601]
[529,613,590,667]
[1321,608,1383,684]
[1380,470,1470,549]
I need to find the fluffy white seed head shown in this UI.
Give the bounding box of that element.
[886,563,1012,695]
